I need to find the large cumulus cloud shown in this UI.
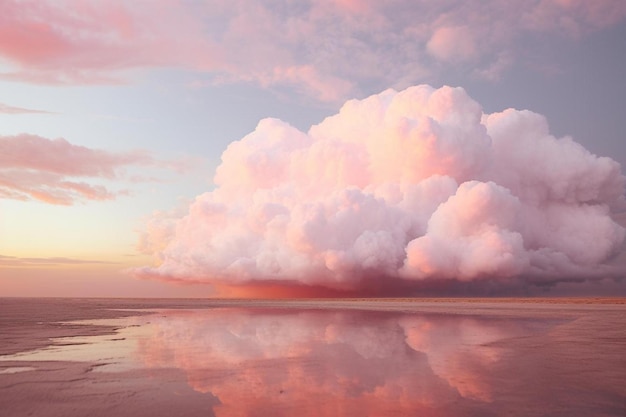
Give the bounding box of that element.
[135,85,625,293]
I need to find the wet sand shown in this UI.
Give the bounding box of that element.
[1,297,625,417]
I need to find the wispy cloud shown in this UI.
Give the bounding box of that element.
[1,0,624,101]
[0,134,167,205]
[0,254,117,267]
[0,102,55,114]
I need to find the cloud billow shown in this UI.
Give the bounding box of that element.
[136,85,625,293]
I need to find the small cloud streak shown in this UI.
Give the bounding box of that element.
[0,254,117,267]
[134,85,626,295]
[0,134,159,205]
[0,1,624,101]
[0,103,54,114]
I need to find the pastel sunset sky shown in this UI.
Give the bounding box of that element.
[2,0,626,297]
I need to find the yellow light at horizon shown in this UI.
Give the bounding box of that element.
[0,200,140,261]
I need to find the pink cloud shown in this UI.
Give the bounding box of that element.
[520,0,626,36]
[0,169,116,205]
[0,134,158,205]
[427,26,477,63]
[0,254,116,266]
[0,0,212,84]
[268,65,354,103]
[1,1,624,100]
[134,85,625,293]
[0,102,54,114]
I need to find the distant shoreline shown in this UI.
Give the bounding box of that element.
[2,296,625,304]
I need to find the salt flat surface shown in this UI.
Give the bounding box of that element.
[0,298,624,417]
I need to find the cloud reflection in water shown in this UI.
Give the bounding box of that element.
[135,308,538,416]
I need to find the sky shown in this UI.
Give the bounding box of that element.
[1,0,626,298]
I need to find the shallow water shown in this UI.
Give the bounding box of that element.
[0,301,625,416]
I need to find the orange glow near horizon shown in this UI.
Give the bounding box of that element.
[213,282,353,299]
[0,265,215,298]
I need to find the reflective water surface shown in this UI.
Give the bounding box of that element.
[1,302,625,416]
